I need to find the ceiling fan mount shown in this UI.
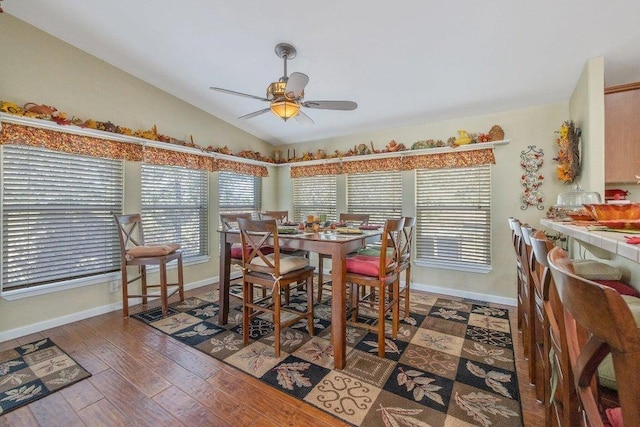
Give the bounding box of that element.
[274,42,296,61]
[210,42,357,125]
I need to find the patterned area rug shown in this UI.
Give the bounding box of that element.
[0,338,91,416]
[132,285,523,426]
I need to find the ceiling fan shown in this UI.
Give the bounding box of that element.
[210,43,357,126]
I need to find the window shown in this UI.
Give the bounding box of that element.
[218,171,261,217]
[347,171,402,225]
[141,164,208,259]
[293,175,337,222]
[415,165,491,272]
[1,145,123,291]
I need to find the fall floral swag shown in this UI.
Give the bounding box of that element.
[553,121,581,184]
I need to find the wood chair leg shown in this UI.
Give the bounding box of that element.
[177,256,185,301]
[121,267,129,318]
[141,265,148,305]
[317,255,325,303]
[350,283,359,321]
[378,288,386,358]
[243,282,251,345]
[160,263,168,316]
[392,280,399,339]
[404,266,411,316]
[306,276,315,336]
[274,288,281,358]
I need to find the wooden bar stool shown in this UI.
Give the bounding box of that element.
[548,247,640,427]
[113,213,184,317]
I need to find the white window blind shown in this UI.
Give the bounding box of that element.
[218,171,261,217]
[347,171,402,225]
[141,164,208,258]
[293,175,337,222]
[415,165,491,272]
[1,145,123,290]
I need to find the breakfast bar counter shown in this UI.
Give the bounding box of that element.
[540,218,640,262]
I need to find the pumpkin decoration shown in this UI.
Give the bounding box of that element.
[489,125,505,141]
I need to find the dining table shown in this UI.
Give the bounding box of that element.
[217,228,382,369]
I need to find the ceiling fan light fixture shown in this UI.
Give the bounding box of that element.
[270,100,300,120]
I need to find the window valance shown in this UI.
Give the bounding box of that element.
[290,162,342,178]
[290,147,496,177]
[217,158,268,177]
[401,148,495,170]
[0,123,142,161]
[0,122,269,177]
[143,146,214,172]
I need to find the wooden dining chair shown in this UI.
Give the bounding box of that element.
[220,212,255,264]
[398,216,415,317]
[346,217,403,358]
[548,247,640,427]
[317,213,370,302]
[508,217,524,331]
[521,225,542,400]
[259,210,289,223]
[511,219,534,382]
[238,218,315,357]
[113,213,184,317]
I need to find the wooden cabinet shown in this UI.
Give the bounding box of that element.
[605,83,640,183]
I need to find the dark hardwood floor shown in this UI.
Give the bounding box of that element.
[0,284,544,426]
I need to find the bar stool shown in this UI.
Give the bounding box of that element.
[548,247,640,427]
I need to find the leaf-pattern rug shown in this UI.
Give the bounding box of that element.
[132,285,523,426]
[0,338,91,416]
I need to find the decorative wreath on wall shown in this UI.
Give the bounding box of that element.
[553,120,581,184]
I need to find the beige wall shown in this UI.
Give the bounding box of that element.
[569,57,606,195]
[277,103,570,301]
[0,13,602,338]
[0,14,274,337]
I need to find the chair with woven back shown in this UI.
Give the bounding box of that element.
[548,246,640,427]
[317,213,370,302]
[237,218,315,357]
[113,213,184,317]
[346,217,404,358]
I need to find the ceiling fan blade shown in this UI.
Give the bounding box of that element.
[295,110,314,127]
[238,108,271,120]
[285,72,309,99]
[302,100,358,111]
[210,87,269,102]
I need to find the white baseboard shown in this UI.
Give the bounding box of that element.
[0,276,515,343]
[0,277,217,343]
[409,281,517,307]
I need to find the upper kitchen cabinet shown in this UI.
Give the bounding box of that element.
[605,82,640,183]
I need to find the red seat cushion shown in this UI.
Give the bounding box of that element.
[230,244,274,260]
[346,254,391,277]
[594,279,640,297]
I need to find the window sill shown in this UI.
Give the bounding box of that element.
[0,255,210,301]
[414,259,492,274]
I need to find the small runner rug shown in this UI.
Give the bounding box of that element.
[132,285,523,426]
[0,338,91,416]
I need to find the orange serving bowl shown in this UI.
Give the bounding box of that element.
[584,203,640,221]
[565,208,594,221]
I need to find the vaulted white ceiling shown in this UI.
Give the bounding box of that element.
[5,0,640,145]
